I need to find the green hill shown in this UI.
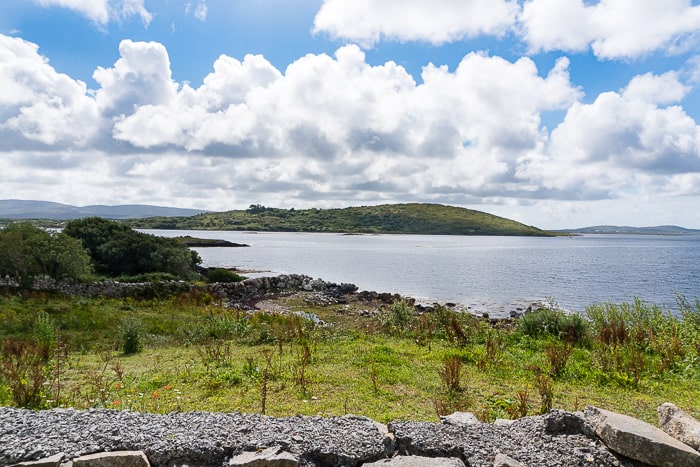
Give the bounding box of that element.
[127,203,553,236]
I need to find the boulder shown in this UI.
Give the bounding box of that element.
[658,402,700,451]
[439,412,480,427]
[493,419,515,427]
[361,456,465,466]
[584,405,700,466]
[72,451,150,467]
[493,453,526,467]
[543,409,593,436]
[372,420,397,456]
[14,452,65,467]
[229,446,298,466]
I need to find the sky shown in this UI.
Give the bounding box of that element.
[1,1,700,229]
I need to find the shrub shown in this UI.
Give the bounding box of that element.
[119,317,144,354]
[378,299,415,334]
[0,222,92,288]
[518,304,589,346]
[64,217,201,280]
[206,268,245,283]
[32,311,56,353]
[586,298,676,350]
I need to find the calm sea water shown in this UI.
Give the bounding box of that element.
[149,230,700,315]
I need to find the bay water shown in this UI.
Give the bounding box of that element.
[149,230,700,316]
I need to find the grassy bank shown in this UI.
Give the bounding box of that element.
[0,290,698,424]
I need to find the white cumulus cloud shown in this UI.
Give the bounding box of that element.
[519,0,700,59]
[517,71,700,199]
[313,0,519,47]
[0,35,98,146]
[2,34,700,225]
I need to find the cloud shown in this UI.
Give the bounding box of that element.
[313,0,519,47]
[516,71,700,198]
[312,0,700,60]
[194,1,208,21]
[1,34,700,222]
[185,1,208,21]
[93,40,178,117]
[32,0,152,26]
[0,35,98,146]
[519,0,700,59]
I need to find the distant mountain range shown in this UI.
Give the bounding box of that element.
[555,225,700,235]
[0,199,209,220]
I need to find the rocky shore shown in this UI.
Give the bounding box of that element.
[2,404,699,466]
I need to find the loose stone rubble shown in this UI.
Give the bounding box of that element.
[3,405,699,467]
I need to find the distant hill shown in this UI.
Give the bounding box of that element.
[0,200,209,220]
[555,225,700,235]
[127,203,554,236]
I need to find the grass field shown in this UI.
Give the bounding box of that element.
[1,290,698,424]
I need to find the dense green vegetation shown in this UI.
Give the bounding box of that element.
[0,219,202,287]
[127,203,554,236]
[0,223,92,288]
[64,217,201,280]
[0,290,697,424]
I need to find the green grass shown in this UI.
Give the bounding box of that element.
[0,291,698,425]
[125,203,554,236]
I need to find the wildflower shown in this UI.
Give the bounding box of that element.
[152,390,159,398]
[163,384,172,390]
[112,400,120,406]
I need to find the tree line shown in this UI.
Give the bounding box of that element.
[0,217,201,288]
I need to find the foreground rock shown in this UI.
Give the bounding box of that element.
[0,409,387,467]
[0,408,655,467]
[389,412,631,467]
[657,402,700,451]
[584,406,700,466]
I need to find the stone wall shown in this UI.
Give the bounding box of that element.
[0,274,360,308]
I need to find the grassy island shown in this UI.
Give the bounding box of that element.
[126,203,554,236]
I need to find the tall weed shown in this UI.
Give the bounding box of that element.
[438,355,463,394]
[0,338,51,408]
[379,299,415,334]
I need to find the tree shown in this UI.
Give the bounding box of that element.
[64,217,201,279]
[0,223,92,288]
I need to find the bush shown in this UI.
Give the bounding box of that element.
[518,306,589,346]
[206,268,245,283]
[119,317,144,354]
[0,223,92,288]
[64,217,201,280]
[379,299,415,334]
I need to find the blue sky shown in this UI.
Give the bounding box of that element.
[1,0,700,229]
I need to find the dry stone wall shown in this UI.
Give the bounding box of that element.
[0,275,359,308]
[4,406,700,467]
